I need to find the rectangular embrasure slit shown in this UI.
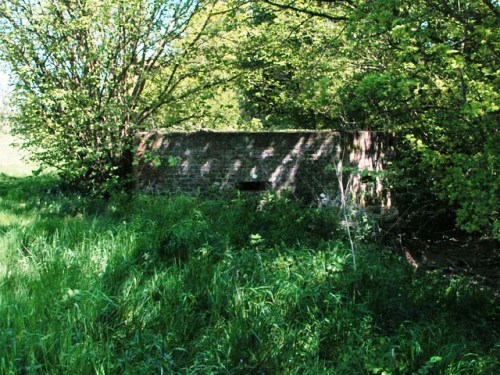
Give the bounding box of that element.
[236,181,268,191]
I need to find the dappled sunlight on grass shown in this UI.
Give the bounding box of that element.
[0,210,33,228]
[0,175,498,373]
[0,128,37,177]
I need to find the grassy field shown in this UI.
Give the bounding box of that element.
[0,127,37,176]
[0,172,498,374]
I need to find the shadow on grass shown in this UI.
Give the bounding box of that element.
[0,173,59,212]
[0,173,498,374]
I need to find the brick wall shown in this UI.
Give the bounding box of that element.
[136,130,395,207]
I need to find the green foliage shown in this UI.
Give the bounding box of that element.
[1,0,498,235]
[440,142,499,237]
[232,0,500,238]
[337,0,500,237]
[0,175,498,373]
[0,0,230,194]
[230,2,350,129]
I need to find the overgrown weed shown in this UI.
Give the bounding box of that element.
[0,175,498,374]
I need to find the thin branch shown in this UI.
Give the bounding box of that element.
[335,141,357,271]
[481,0,499,17]
[260,0,348,22]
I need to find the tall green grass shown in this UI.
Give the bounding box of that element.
[0,175,498,374]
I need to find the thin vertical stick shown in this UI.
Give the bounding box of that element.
[335,154,357,271]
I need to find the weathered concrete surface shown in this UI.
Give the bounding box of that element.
[136,130,395,206]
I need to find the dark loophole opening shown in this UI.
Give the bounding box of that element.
[361,175,376,183]
[236,181,268,192]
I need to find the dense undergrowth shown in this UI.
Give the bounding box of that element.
[0,174,498,374]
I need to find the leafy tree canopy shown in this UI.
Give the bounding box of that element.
[1,0,498,237]
[0,0,233,192]
[233,0,499,238]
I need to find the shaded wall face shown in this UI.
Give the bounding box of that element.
[136,131,394,206]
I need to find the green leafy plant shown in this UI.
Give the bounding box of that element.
[1,174,498,373]
[0,0,234,194]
